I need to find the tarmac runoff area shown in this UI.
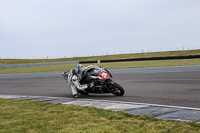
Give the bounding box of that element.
[1,95,200,123]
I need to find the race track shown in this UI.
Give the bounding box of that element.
[0,65,200,108]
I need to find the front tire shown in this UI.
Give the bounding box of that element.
[111,82,125,96]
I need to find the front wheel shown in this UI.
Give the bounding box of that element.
[111,82,125,96]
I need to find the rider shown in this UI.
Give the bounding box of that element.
[67,64,100,98]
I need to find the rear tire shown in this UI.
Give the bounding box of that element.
[111,82,125,96]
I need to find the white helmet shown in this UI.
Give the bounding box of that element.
[74,64,85,79]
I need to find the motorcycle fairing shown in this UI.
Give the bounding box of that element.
[98,70,110,79]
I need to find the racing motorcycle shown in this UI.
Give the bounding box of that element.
[62,67,125,96]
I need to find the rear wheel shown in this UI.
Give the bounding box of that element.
[111,82,125,96]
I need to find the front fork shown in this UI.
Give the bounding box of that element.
[107,81,115,92]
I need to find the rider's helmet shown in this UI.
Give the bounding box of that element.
[74,64,85,79]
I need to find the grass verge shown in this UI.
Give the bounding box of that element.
[0,99,200,133]
[0,49,200,65]
[0,58,200,74]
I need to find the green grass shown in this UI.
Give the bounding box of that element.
[1,49,200,65]
[0,99,200,133]
[1,58,200,74]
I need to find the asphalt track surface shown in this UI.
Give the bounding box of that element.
[0,65,200,108]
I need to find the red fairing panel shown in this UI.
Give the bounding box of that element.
[98,71,110,79]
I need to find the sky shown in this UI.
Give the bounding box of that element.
[0,0,200,59]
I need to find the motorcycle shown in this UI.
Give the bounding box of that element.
[62,67,125,96]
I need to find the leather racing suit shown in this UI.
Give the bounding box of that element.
[67,65,100,98]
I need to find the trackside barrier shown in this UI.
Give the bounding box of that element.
[0,61,79,69]
[79,55,200,64]
[1,55,200,69]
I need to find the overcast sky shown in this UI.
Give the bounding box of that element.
[0,0,200,59]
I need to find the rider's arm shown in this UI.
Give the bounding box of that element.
[71,75,88,90]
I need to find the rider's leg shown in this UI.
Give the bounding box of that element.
[69,85,78,98]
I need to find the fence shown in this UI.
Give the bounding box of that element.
[1,48,200,59]
[1,55,200,69]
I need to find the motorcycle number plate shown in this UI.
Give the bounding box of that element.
[99,71,110,79]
